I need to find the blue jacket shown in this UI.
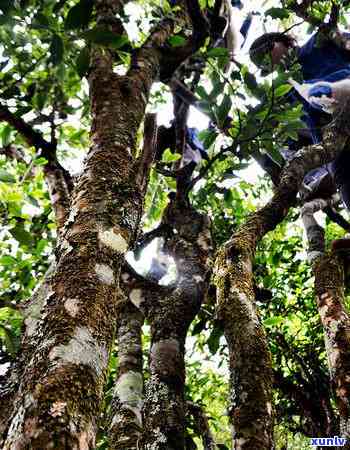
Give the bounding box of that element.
[295,32,350,143]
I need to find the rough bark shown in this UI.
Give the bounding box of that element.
[214,106,350,449]
[301,191,350,442]
[108,296,144,450]
[1,6,198,450]
[187,401,217,450]
[0,262,56,446]
[1,0,209,447]
[142,201,211,450]
[313,255,350,444]
[121,197,212,450]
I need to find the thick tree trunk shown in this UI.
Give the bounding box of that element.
[1,1,207,446]
[141,200,211,450]
[215,243,274,450]
[2,8,186,450]
[214,108,350,449]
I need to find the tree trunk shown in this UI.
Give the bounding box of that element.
[108,296,144,449]
[314,254,350,444]
[2,6,189,449]
[214,107,350,449]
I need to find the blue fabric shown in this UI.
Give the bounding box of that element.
[298,32,350,81]
[294,38,350,144]
[240,14,252,48]
[292,33,350,208]
[231,0,243,9]
[187,127,208,160]
[308,83,332,98]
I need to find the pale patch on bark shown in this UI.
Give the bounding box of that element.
[24,290,54,337]
[144,426,167,449]
[240,391,248,403]
[241,257,252,274]
[151,339,180,354]
[197,233,210,250]
[94,263,115,285]
[129,289,144,308]
[232,288,259,325]
[308,251,324,263]
[59,238,74,254]
[49,401,67,417]
[49,327,109,378]
[235,438,246,449]
[98,228,128,253]
[115,371,143,406]
[330,348,341,367]
[65,206,78,226]
[121,272,130,282]
[193,275,204,283]
[51,192,60,204]
[64,298,80,317]
[318,302,329,318]
[114,371,143,426]
[266,401,272,415]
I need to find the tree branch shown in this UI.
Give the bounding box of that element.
[0,103,73,230]
[187,401,216,450]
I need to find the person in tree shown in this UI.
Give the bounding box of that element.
[249,27,350,248]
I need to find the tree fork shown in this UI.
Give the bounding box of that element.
[2,0,205,447]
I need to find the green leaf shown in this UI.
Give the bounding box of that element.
[216,94,232,128]
[0,323,18,356]
[36,238,47,254]
[265,7,290,20]
[198,129,217,149]
[9,224,33,247]
[82,27,129,49]
[192,319,206,335]
[162,148,181,162]
[264,316,284,327]
[196,86,210,100]
[274,84,292,97]
[34,91,46,111]
[0,255,16,266]
[65,0,93,30]
[207,324,223,354]
[34,12,50,28]
[50,34,64,66]
[0,169,15,183]
[34,157,48,166]
[207,47,229,58]
[1,125,12,147]
[168,35,186,47]
[76,46,90,78]
[0,0,14,14]
[243,72,258,92]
